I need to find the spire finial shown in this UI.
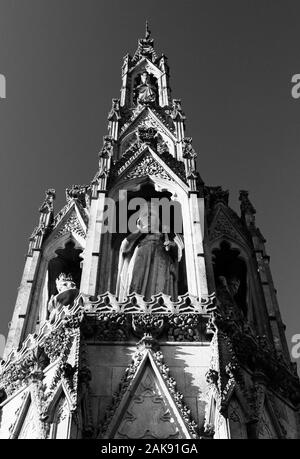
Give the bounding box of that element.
[145,20,151,39]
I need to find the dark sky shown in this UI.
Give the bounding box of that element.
[0,0,299,368]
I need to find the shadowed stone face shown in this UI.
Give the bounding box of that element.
[56,273,77,293]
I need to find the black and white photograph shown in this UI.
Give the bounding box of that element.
[0,0,299,444]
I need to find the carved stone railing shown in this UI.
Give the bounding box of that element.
[0,291,216,379]
[78,291,216,314]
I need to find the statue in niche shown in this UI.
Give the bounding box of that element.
[136,71,157,104]
[218,275,246,319]
[116,202,184,302]
[48,273,79,323]
[219,275,241,298]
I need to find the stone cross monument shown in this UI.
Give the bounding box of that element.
[0,25,299,439]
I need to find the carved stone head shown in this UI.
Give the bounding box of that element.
[56,273,77,293]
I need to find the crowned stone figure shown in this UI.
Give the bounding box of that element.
[48,273,79,322]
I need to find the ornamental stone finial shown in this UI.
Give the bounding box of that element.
[239,189,256,227]
[39,188,55,214]
[239,190,256,215]
[145,20,151,40]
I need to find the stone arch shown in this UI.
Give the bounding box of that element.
[98,181,187,298]
[47,240,82,297]
[130,59,163,107]
[97,166,203,298]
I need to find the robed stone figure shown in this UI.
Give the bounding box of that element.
[136,71,157,104]
[116,202,184,302]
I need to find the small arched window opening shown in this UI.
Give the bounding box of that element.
[47,240,82,297]
[107,183,187,300]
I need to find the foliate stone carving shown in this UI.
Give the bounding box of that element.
[54,210,86,239]
[62,309,85,329]
[167,314,201,341]
[110,137,186,184]
[148,350,198,438]
[137,125,157,146]
[208,300,300,408]
[136,334,160,352]
[53,186,89,230]
[151,106,176,132]
[209,208,245,243]
[132,314,165,338]
[65,184,89,207]
[77,310,211,343]
[44,329,78,414]
[123,153,172,181]
[42,327,73,362]
[120,104,174,138]
[94,313,130,341]
[0,347,49,396]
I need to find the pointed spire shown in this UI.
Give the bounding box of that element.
[132,22,157,65]
[38,188,55,226]
[145,20,151,39]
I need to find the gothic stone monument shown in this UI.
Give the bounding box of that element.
[0,25,300,439]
